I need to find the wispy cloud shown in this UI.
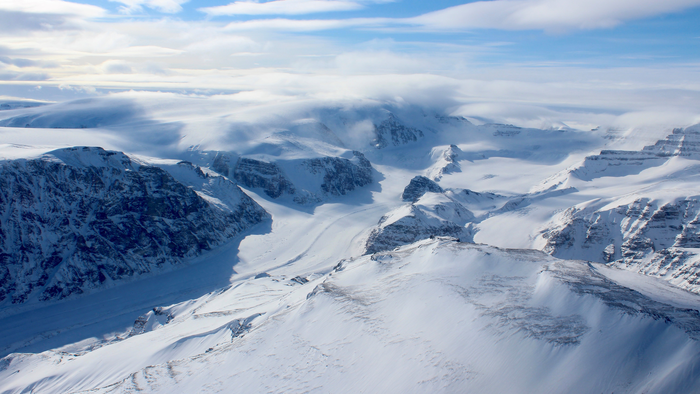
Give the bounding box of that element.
[224,17,387,31]
[412,0,700,32]
[110,0,190,14]
[202,0,361,16]
[220,0,700,33]
[0,0,699,136]
[0,0,105,33]
[0,0,105,17]
[202,0,394,17]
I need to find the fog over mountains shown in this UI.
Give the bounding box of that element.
[1,95,700,393]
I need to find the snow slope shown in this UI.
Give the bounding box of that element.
[2,239,700,393]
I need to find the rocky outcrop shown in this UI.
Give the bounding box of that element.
[401,176,444,202]
[572,127,700,181]
[303,152,373,196]
[641,127,700,157]
[233,151,373,204]
[371,114,424,149]
[366,192,474,254]
[0,147,269,304]
[540,197,700,293]
[211,152,234,178]
[233,158,296,199]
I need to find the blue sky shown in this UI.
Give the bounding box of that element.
[25,0,700,69]
[1,0,700,129]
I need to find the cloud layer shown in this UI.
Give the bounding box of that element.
[0,0,699,136]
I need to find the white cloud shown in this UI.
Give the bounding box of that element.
[224,17,386,31]
[0,0,105,17]
[202,0,361,16]
[411,0,700,32]
[0,0,699,139]
[202,0,395,16]
[0,0,105,33]
[218,0,700,33]
[110,0,190,14]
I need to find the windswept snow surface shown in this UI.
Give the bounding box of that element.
[2,97,700,392]
[2,239,700,393]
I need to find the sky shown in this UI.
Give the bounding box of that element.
[1,0,700,130]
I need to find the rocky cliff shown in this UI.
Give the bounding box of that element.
[541,197,700,293]
[0,147,268,304]
[232,151,373,204]
[371,113,424,149]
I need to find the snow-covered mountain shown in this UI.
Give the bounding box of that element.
[1,96,700,393]
[0,147,268,305]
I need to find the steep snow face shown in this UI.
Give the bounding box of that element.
[427,144,463,180]
[230,151,373,204]
[541,197,700,293]
[3,239,699,394]
[0,147,268,304]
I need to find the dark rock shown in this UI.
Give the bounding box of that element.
[233,151,373,203]
[402,176,444,202]
[0,147,268,304]
[233,158,296,198]
[372,113,424,149]
[211,153,233,178]
[304,151,373,197]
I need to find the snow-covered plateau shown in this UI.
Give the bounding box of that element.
[1,96,700,393]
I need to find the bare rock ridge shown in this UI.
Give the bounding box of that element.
[230,151,373,204]
[542,197,700,293]
[233,158,295,199]
[372,113,424,149]
[0,147,269,304]
[573,127,700,180]
[401,175,444,202]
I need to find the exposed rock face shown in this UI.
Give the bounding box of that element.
[304,151,373,196]
[233,158,296,199]
[0,147,269,304]
[372,114,424,149]
[366,192,474,254]
[211,152,234,178]
[641,127,700,157]
[572,128,700,181]
[233,151,373,203]
[541,197,700,293]
[401,176,444,202]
